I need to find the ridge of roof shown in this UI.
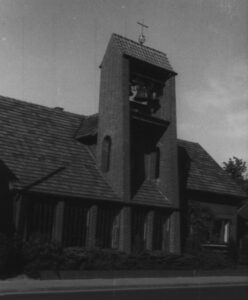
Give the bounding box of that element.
[75,114,98,139]
[0,95,86,119]
[178,139,247,198]
[177,138,200,146]
[104,33,175,73]
[0,96,246,200]
[112,33,170,58]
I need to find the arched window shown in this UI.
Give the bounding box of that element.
[155,147,160,179]
[101,136,111,172]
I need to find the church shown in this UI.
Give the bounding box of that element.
[0,33,246,254]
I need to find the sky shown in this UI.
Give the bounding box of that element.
[0,0,247,166]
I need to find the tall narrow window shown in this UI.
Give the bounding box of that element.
[211,219,231,244]
[26,199,55,242]
[101,136,111,172]
[153,211,170,251]
[132,208,149,253]
[62,202,89,247]
[155,147,160,179]
[96,205,119,249]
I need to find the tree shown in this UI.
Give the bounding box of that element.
[188,203,215,242]
[185,203,215,253]
[223,156,248,193]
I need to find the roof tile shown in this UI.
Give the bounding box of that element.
[108,34,175,72]
[178,139,247,198]
[0,96,119,202]
[0,96,245,204]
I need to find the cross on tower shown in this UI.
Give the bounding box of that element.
[137,21,149,45]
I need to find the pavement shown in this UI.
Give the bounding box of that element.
[0,275,248,295]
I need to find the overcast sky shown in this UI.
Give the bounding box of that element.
[0,0,247,166]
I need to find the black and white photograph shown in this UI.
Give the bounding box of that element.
[0,0,247,299]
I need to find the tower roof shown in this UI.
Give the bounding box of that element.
[103,33,175,73]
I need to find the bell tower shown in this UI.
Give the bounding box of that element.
[97,33,180,253]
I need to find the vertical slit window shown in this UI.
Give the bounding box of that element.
[101,136,111,173]
[155,147,160,179]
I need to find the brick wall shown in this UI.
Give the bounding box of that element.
[97,41,130,202]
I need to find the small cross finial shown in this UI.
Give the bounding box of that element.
[137,20,149,45]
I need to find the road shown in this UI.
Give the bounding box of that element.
[1,285,248,300]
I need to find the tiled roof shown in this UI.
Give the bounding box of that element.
[0,96,245,202]
[75,114,98,139]
[0,96,119,202]
[75,114,246,199]
[132,180,171,207]
[106,34,175,72]
[178,139,247,198]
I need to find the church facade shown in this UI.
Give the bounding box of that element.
[0,34,246,254]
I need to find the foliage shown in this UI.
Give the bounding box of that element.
[60,247,88,270]
[0,238,239,278]
[223,156,248,193]
[187,203,215,249]
[80,248,128,270]
[197,251,231,270]
[223,156,247,181]
[64,249,231,271]
[22,237,63,278]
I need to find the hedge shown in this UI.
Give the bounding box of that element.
[0,235,240,278]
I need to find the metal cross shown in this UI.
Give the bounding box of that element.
[137,20,149,45]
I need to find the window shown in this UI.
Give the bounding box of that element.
[129,74,162,114]
[131,208,149,253]
[149,147,160,180]
[153,211,170,251]
[62,202,89,247]
[96,205,120,249]
[155,147,160,179]
[101,136,111,172]
[111,214,120,249]
[211,219,231,244]
[26,199,55,242]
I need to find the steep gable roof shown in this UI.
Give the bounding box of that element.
[76,114,246,199]
[0,96,119,201]
[75,114,98,139]
[178,139,247,198]
[0,96,246,202]
[132,180,171,207]
[102,33,175,73]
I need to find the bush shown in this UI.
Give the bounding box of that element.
[22,238,62,278]
[6,239,235,277]
[80,248,128,270]
[60,247,88,270]
[167,254,200,270]
[197,251,231,270]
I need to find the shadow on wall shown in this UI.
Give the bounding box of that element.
[0,160,16,236]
